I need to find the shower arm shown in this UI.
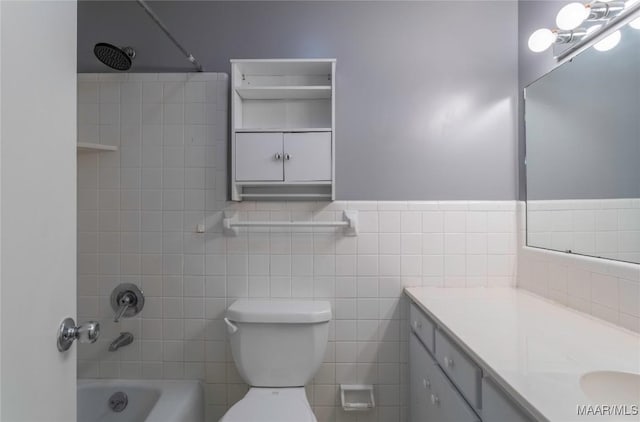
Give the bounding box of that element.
[135,0,204,72]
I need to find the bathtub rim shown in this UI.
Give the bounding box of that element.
[78,378,204,422]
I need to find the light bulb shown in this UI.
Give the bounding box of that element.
[594,30,621,51]
[528,28,557,52]
[625,0,639,9]
[556,2,589,30]
[630,17,640,28]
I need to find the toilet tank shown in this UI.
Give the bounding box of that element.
[226,300,332,387]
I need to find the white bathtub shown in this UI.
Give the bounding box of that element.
[78,379,204,422]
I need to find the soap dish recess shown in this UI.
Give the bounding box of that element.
[340,384,375,411]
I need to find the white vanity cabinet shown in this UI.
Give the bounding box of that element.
[231,59,336,201]
[410,334,480,422]
[409,301,535,422]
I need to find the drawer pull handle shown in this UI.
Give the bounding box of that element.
[423,377,431,389]
[444,356,454,368]
[430,393,440,407]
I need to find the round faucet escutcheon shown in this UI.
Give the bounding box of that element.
[110,283,145,322]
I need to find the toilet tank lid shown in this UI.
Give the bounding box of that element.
[227,300,332,323]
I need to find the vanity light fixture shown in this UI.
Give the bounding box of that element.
[556,2,590,30]
[556,1,625,30]
[528,28,587,52]
[528,0,630,55]
[528,28,557,52]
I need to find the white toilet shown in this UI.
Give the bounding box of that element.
[220,299,332,422]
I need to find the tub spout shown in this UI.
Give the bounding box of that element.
[109,332,134,352]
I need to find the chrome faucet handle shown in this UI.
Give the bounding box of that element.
[113,293,134,323]
[57,318,100,352]
[110,283,145,322]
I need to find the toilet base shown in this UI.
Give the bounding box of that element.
[220,387,316,422]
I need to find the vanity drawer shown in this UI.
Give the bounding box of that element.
[482,377,535,422]
[435,329,482,409]
[410,333,479,422]
[409,303,435,353]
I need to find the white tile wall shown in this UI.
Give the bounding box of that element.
[528,199,640,263]
[517,202,640,334]
[76,74,519,421]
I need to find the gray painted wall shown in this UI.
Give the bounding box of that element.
[78,1,518,200]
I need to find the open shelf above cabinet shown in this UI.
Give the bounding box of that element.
[77,143,118,153]
[235,86,331,100]
[235,128,332,133]
[239,193,332,199]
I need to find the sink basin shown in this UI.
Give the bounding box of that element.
[580,371,640,405]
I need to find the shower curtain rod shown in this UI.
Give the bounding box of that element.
[136,0,204,72]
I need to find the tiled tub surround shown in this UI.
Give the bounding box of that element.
[75,71,520,422]
[518,203,640,334]
[527,199,640,263]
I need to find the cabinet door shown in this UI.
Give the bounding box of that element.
[482,377,534,422]
[235,133,283,181]
[430,364,481,422]
[409,333,439,422]
[283,132,332,182]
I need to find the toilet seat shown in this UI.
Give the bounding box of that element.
[220,387,316,422]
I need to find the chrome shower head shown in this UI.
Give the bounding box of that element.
[93,43,136,71]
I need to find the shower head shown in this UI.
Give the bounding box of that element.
[93,43,136,71]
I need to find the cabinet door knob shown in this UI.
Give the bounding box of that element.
[444,356,454,368]
[274,153,282,160]
[423,377,431,389]
[284,153,292,160]
[430,393,440,407]
[413,320,422,330]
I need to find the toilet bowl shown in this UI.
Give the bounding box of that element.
[221,387,315,422]
[219,300,332,422]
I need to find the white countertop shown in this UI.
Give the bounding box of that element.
[405,287,640,421]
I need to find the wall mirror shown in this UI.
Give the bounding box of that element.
[525,24,640,264]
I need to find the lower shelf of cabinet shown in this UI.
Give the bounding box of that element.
[233,182,333,201]
[239,193,332,199]
[236,181,332,186]
[235,128,332,133]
